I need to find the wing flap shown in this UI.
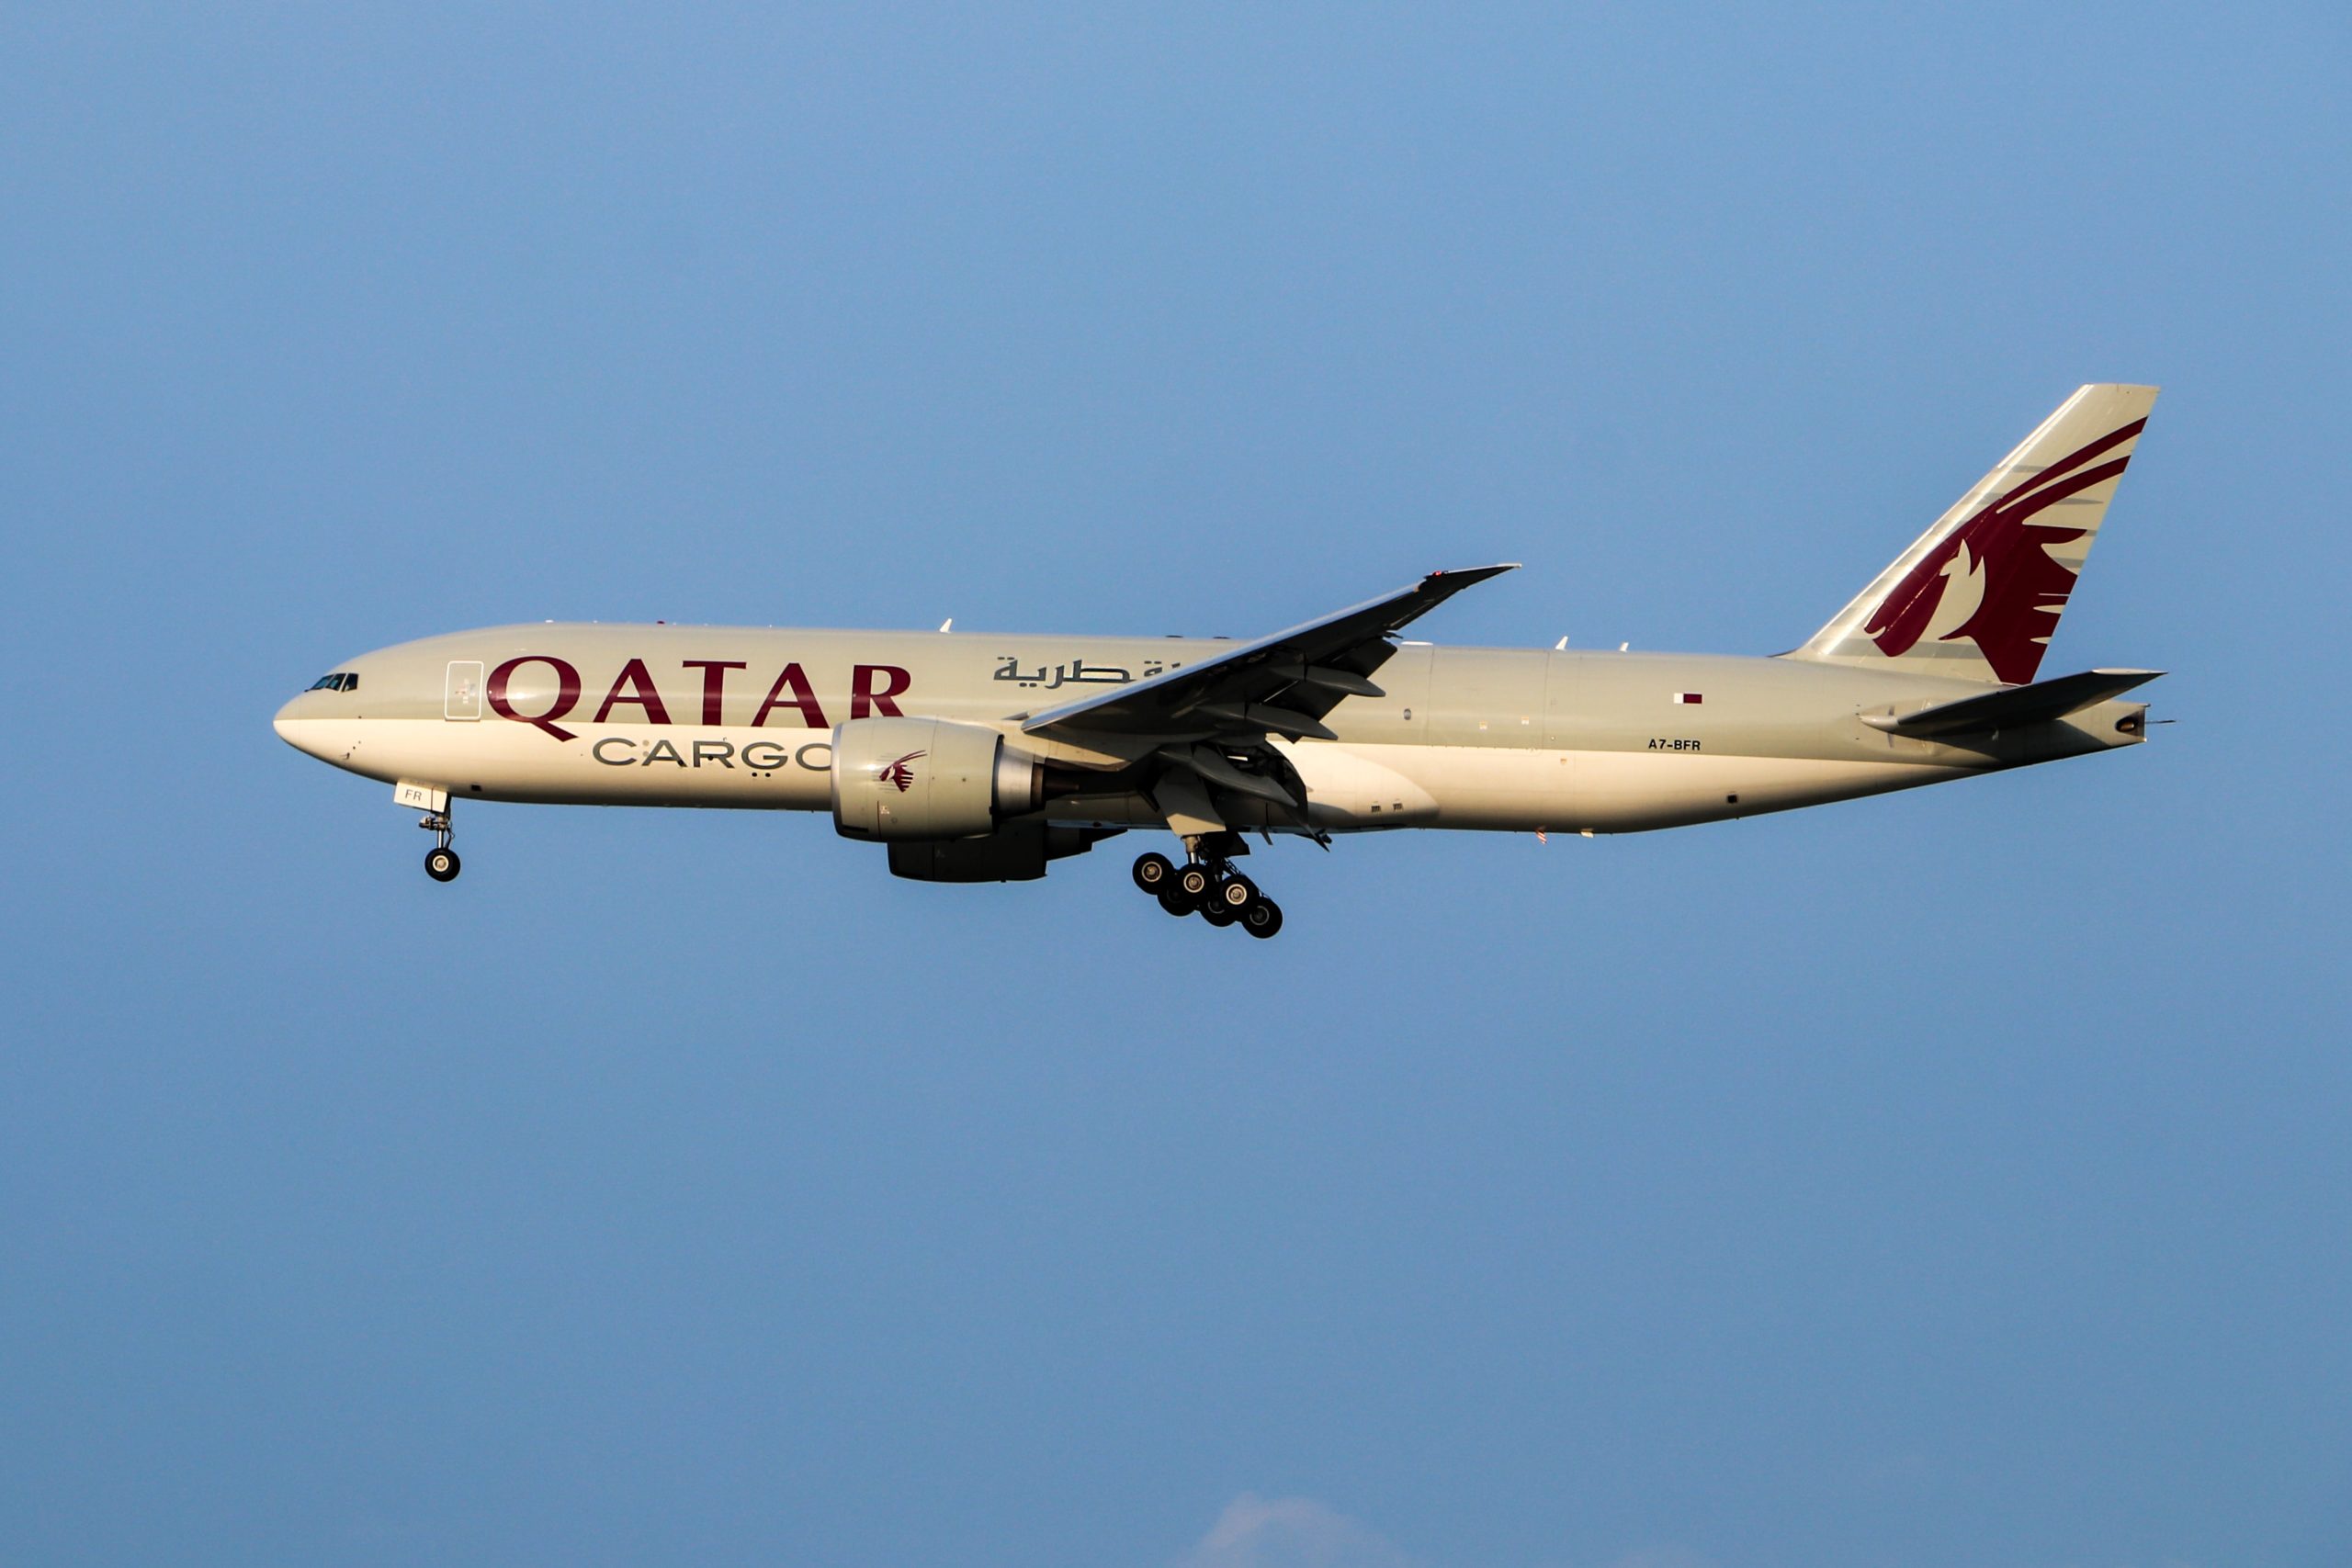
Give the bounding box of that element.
[1158,743,1300,807]
[1193,702,1339,741]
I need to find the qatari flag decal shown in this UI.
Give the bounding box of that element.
[1671,692,1703,705]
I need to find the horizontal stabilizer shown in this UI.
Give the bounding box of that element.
[1863,668,2164,739]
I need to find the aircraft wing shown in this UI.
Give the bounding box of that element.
[1021,565,1516,821]
[1021,565,1516,744]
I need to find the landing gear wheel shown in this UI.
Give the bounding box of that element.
[1214,873,1257,912]
[424,846,461,883]
[1176,863,1215,901]
[1132,852,1176,895]
[1202,904,1239,928]
[1241,898,1283,939]
[1156,886,1195,918]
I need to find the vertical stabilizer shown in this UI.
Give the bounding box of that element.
[1790,384,2158,684]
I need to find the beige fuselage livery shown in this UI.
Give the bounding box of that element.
[274,385,2163,931]
[273,624,2144,835]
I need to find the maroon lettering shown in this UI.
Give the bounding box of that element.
[682,660,747,726]
[851,663,911,719]
[486,656,582,741]
[593,658,673,725]
[752,663,828,728]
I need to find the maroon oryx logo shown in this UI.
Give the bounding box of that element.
[1863,418,2144,685]
[880,750,925,792]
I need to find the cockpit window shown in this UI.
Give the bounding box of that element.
[307,672,358,693]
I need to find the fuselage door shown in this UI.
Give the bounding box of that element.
[445,660,485,720]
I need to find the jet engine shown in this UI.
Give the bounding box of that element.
[831,716,1047,841]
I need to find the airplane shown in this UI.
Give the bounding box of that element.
[276,384,2164,938]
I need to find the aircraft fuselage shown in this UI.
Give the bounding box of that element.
[273,623,2145,837]
[271,387,2165,934]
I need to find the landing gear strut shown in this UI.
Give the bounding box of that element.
[1130,847,1283,938]
[420,810,460,882]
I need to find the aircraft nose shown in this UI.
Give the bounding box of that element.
[273,692,310,748]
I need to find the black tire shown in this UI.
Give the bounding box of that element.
[1242,898,1283,939]
[424,847,461,883]
[1156,886,1195,918]
[1215,873,1256,911]
[1132,852,1175,894]
[1202,903,1238,928]
[1176,863,1214,900]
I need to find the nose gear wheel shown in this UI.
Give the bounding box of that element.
[418,808,460,882]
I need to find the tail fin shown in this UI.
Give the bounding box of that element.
[1789,384,2158,684]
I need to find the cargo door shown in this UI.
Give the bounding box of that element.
[1427,649,1545,748]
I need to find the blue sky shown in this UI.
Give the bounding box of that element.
[4,6,2347,1565]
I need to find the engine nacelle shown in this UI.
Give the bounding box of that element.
[887,825,1119,883]
[831,716,1045,841]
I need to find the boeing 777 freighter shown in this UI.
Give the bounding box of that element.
[277,384,2164,937]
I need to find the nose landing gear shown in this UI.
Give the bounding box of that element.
[1130,849,1283,938]
[421,810,460,882]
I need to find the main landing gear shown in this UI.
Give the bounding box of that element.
[420,810,460,882]
[1131,850,1284,939]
